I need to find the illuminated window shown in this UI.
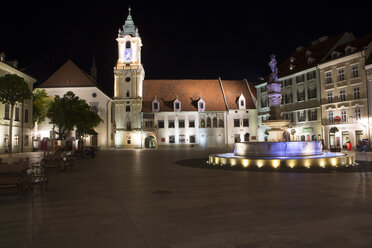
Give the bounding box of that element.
[355,108,361,120]
[328,111,334,123]
[341,110,347,122]
[15,135,19,147]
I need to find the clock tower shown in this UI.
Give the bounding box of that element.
[113,7,145,147]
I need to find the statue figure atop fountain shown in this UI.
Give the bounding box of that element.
[262,54,290,142]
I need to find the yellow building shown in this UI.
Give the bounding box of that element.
[319,33,372,150]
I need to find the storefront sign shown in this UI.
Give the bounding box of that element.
[303,127,313,133]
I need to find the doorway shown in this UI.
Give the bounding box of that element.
[144,136,156,148]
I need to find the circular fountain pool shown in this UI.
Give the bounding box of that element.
[209,141,355,169]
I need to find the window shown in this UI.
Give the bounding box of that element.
[352,65,359,78]
[179,135,185,143]
[198,99,205,111]
[325,72,332,84]
[297,89,305,101]
[189,120,195,128]
[296,74,305,83]
[234,119,240,127]
[341,110,347,122]
[218,119,224,127]
[206,117,211,128]
[92,93,97,98]
[339,89,346,101]
[212,117,217,127]
[244,133,250,141]
[125,77,131,82]
[261,86,267,93]
[24,109,29,123]
[24,135,29,146]
[327,92,333,103]
[189,135,195,143]
[346,48,352,54]
[152,101,159,112]
[168,120,175,128]
[126,91,130,97]
[284,78,292,86]
[126,41,131,48]
[306,71,316,80]
[174,100,181,111]
[15,135,19,147]
[145,121,153,128]
[355,108,361,120]
[127,138,131,144]
[354,87,360,99]
[14,107,20,121]
[308,109,317,121]
[4,104,9,120]
[179,120,185,128]
[308,88,317,99]
[328,112,334,123]
[200,119,205,128]
[126,121,131,130]
[297,111,305,122]
[169,135,175,144]
[126,105,130,112]
[285,93,293,104]
[338,68,345,81]
[91,105,98,114]
[261,97,268,107]
[243,119,249,127]
[175,102,180,109]
[158,120,164,128]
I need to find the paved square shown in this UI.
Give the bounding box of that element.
[1,149,372,247]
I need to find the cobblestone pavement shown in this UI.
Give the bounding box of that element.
[1,148,372,248]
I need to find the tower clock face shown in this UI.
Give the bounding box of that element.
[124,49,132,61]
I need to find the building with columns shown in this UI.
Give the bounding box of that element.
[112,8,257,148]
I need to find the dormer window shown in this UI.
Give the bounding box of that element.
[152,98,160,112]
[290,57,295,63]
[345,46,354,55]
[331,51,340,60]
[174,98,181,112]
[238,93,246,110]
[307,57,314,64]
[306,50,312,58]
[198,98,205,112]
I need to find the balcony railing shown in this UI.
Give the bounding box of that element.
[322,116,361,125]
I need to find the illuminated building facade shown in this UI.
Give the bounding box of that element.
[0,52,36,153]
[113,9,258,148]
[319,33,372,149]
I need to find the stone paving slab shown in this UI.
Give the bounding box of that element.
[0,148,371,247]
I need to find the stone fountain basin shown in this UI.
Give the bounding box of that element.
[234,141,322,157]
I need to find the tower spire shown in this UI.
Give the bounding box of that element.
[118,6,138,37]
[90,54,97,81]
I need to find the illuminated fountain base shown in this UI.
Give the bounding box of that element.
[209,141,355,169]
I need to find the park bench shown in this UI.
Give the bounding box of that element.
[41,153,65,171]
[72,149,86,160]
[29,162,48,191]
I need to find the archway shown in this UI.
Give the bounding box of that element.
[145,136,156,148]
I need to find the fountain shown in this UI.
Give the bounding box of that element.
[209,55,355,169]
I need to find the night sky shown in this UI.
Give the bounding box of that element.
[1,1,372,96]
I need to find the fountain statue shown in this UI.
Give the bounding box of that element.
[208,55,355,169]
[263,55,290,142]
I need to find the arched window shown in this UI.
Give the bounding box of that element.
[212,117,217,128]
[126,91,130,97]
[200,119,205,128]
[206,117,212,128]
[218,119,224,127]
[126,105,130,112]
[301,135,305,141]
[312,135,317,141]
[126,41,131,48]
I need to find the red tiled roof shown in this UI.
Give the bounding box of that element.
[278,32,353,78]
[220,80,256,109]
[142,79,256,112]
[39,59,98,88]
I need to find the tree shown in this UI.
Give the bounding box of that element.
[0,74,32,153]
[47,91,102,141]
[32,89,53,127]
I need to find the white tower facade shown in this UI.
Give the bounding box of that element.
[113,7,146,147]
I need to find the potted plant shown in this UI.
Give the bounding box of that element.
[346,140,352,151]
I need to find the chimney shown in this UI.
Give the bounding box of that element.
[90,55,97,81]
[0,52,5,61]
